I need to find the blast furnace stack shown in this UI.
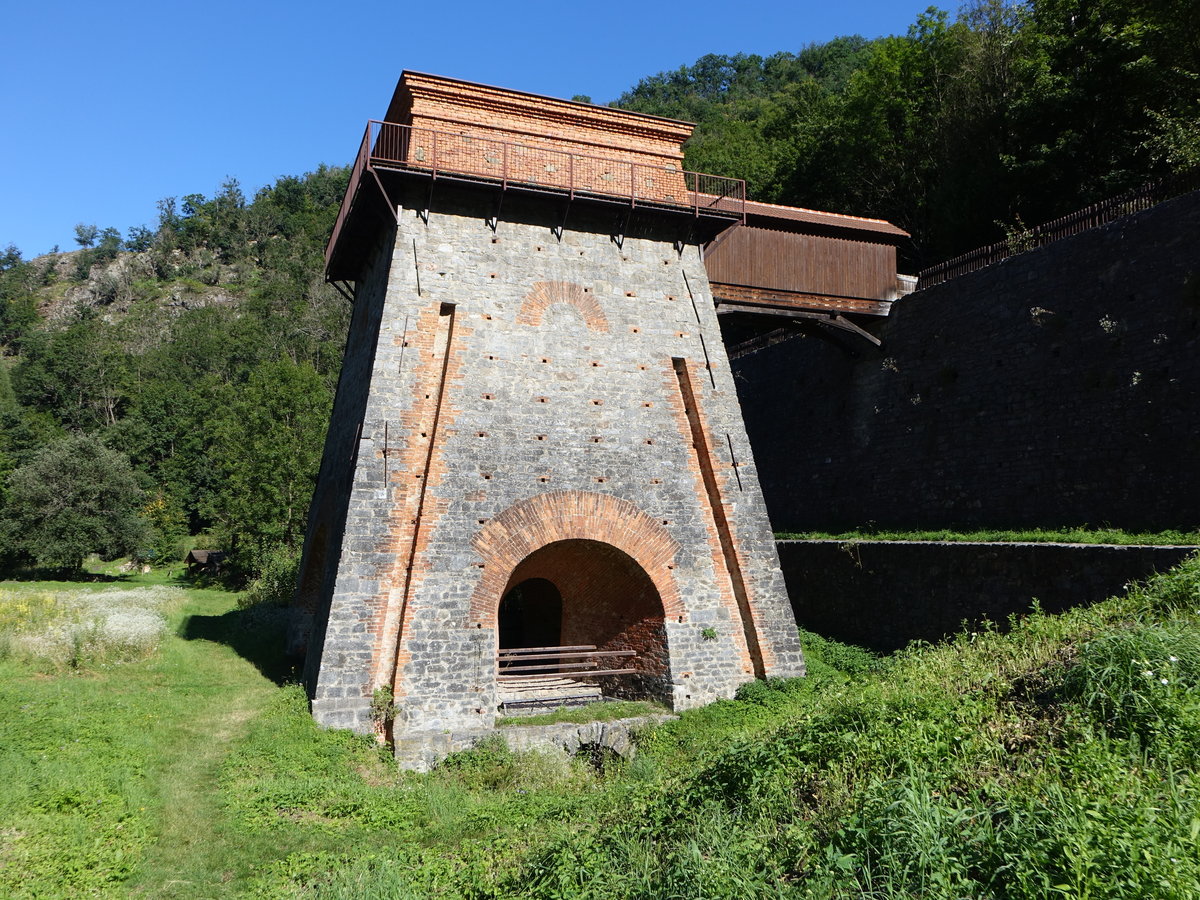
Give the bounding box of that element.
[295,72,806,768]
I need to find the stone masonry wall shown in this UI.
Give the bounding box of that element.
[733,191,1200,532]
[293,227,394,671]
[303,182,805,751]
[778,540,1198,652]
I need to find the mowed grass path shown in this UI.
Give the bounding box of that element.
[0,577,614,899]
[0,581,289,898]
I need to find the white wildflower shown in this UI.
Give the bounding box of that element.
[3,585,179,668]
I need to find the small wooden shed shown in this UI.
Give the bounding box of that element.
[185,549,226,575]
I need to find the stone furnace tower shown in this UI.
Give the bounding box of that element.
[295,72,805,766]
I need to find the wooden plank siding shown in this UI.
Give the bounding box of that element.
[704,226,899,301]
[708,283,891,316]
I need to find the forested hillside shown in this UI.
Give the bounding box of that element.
[616,0,1200,266]
[0,168,350,581]
[1,0,1196,582]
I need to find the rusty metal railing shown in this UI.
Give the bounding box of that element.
[325,124,372,273]
[326,120,746,271]
[917,168,1200,290]
[497,644,637,678]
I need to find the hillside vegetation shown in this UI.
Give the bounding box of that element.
[0,169,349,582]
[616,0,1200,266]
[1,555,1197,897]
[2,0,1197,582]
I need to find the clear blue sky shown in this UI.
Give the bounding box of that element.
[1,0,943,257]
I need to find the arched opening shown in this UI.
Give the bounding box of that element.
[496,539,671,707]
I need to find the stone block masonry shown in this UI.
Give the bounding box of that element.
[734,190,1200,532]
[778,540,1198,651]
[297,182,804,764]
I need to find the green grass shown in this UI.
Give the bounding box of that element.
[0,578,278,898]
[497,699,668,727]
[777,525,1200,545]
[1,554,1199,897]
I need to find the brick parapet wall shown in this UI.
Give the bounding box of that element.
[383,72,695,208]
[777,540,1198,652]
[733,190,1200,532]
[392,72,691,165]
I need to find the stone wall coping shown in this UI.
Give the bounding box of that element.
[777,539,1200,550]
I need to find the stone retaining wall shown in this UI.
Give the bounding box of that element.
[777,540,1198,651]
[735,191,1200,532]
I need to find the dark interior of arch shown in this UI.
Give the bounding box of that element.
[498,577,562,650]
[498,539,671,702]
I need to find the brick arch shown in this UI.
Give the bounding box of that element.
[468,490,682,627]
[517,281,608,332]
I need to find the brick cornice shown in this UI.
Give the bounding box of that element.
[388,71,693,158]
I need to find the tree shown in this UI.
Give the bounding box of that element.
[0,398,62,511]
[1011,0,1200,219]
[125,225,154,253]
[0,434,148,571]
[0,245,39,349]
[12,313,130,429]
[94,227,122,263]
[73,223,98,248]
[203,357,332,574]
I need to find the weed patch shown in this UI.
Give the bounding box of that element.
[0,584,180,670]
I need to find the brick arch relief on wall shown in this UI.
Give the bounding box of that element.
[467,490,683,628]
[517,281,609,333]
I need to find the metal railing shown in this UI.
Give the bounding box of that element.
[326,126,372,273]
[326,120,746,270]
[497,644,637,678]
[918,168,1200,289]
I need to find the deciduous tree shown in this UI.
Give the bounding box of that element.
[1,434,148,571]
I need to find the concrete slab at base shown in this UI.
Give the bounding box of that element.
[499,714,678,759]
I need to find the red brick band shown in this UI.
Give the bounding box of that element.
[467,490,683,627]
[518,281,609,333]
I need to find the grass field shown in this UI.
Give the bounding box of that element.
[2,554,1199,898]
[777,526,1200,545]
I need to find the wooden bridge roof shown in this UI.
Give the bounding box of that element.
[741,199,909,241]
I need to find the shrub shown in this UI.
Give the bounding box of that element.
[734,675,810,706]
[437,735,518,790]
[798,627,884,676]
[239,543,301,610]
